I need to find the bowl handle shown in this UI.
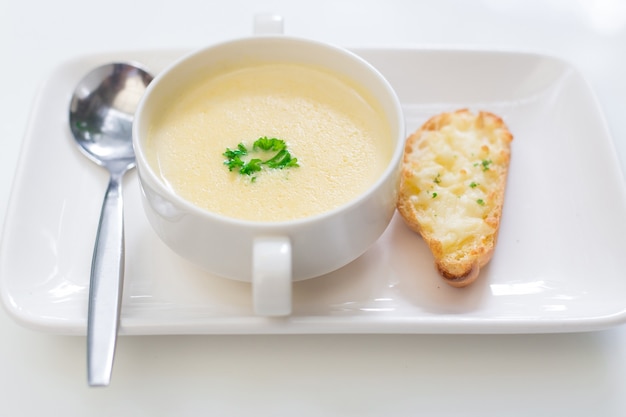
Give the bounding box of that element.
[253,14,284,35]
[253,236,292,316]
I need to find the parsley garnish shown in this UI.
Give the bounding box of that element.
[477,199,485,206]
[469,181,478,188]
[224,137,299,178]
[432,192,438,198]
[223,143,248,172]
[473,159,492,171]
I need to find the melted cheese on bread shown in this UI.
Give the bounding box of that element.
[397,109,513,287]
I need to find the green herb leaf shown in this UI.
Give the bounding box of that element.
[477,199,485,205]
[223,143,248,159]
[224,137,299,177]
[253,137,287,152]
[239,158,263,175]
[223,143,248,171]
[469,181,478,188]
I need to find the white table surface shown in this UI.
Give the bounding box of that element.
[2,0,626,415]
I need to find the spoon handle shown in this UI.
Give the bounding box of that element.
[87,172,126,387]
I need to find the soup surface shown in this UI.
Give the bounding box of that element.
[146,62,392,221]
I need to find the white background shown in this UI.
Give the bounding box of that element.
[2,0,626,415]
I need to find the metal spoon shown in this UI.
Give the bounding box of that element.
[69,63,153,386]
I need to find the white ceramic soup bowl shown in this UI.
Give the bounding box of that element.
[133,35,405,316]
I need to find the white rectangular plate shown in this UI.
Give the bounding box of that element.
[2,48,626,335]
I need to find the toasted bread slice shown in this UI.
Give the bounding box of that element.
[397,109,513,287]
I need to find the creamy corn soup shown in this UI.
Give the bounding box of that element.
[146,62,392,222]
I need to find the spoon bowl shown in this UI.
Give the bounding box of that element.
[70,63,151,167]
[69,63,153,387]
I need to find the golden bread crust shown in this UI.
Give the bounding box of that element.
[396,109,513,287]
